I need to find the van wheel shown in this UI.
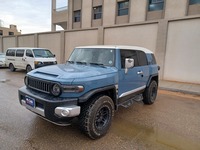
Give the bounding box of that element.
[26,65,32,73]
[79,96,114,139]
[143,80,158,105]
[9,63,16,72]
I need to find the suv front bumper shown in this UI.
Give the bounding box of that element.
[18,86,80,125]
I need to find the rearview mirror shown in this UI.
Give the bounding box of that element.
[125,58,134,74]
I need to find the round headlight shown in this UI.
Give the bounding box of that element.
[51,83,62,96]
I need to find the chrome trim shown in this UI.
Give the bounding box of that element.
[119,85,146,98]
[137,71,143,75]
[55,106,80,117]
[21,100,44,116]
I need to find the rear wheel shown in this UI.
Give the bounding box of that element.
[143,80,158,105]
[9,63,16,72]
[26,65,32,73]
[79,96,114,139]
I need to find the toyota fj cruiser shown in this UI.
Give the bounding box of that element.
[19,45,159,139]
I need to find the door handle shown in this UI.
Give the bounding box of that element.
[137,71,143,75]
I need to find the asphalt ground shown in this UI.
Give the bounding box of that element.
[0,68,200,150]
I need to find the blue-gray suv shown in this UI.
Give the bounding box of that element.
[19,45,159,139]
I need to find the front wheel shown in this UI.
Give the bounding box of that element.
[79,96,114,139]
[26,65,32,73]
[143,80,158,105]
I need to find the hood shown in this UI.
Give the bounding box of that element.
[28,63,117,81]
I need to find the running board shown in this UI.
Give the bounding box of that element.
[119,94,143,108]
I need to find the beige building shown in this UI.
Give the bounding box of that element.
[1,0,200,84]
[51,0,200,31]
[0,24,21,36]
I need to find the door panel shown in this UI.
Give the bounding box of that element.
[117,49,149,103]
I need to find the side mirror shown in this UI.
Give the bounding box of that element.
[54,54,56,57]
[125,58,134,74]
[158,66,160,71]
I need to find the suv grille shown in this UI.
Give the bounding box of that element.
[27,77,50,93]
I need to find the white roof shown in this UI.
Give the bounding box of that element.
[76,45,153,54]
[7,47,48,50]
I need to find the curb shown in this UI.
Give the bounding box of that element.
[159,87,200,96]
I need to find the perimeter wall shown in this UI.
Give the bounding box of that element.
[0,16,199,84]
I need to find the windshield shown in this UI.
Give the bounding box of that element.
[33,49,54,58]
[69,48,115,67]
[0,53,5,58]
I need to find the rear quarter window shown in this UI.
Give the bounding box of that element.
[6,49,15,56]
[148,54,157,65]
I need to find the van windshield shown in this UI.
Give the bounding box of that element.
[33,49,54,58]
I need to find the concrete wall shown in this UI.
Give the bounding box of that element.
[129,0,147,23]
[104,23,158,52]
[64,29,98,60]
[82,0,92,28]
[103,0,116,26]
[18,35,35,47]
[1,16,200,84]
[164,18,200,84]
[165,0,188,19]
[38,32,62,63]
[2,37,16,52]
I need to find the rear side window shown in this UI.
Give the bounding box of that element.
[26,50,33,57]
[120,49,139,68]
[137,51,148,66]
[6,49,15,56]
[16,49,25,57]
[149,54,157,65]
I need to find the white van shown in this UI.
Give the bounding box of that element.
[5,47,57,72]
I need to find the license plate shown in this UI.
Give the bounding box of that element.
[25,96,35,108]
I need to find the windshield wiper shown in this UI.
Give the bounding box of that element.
[89,63,104,66]
[76,61,87,65]
[67,60,74,64]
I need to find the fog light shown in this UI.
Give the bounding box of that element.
[61,109,69,117]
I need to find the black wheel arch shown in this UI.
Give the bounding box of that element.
[146,74,159,87]
[78,85,118,110]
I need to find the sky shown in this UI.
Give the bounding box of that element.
[0,0,67,34]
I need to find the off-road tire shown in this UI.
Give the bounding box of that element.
[143,80,158,105]
[79,95,114,139]
[9,63,16,72]
[26,65,32,73]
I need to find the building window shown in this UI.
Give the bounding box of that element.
[74,10,81,22]
[189,0,200,5]
[93,6,102,19]
[148,0,164,11]
[0,30,3,36]
[9,32,14,35]
[118,0,129,16]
